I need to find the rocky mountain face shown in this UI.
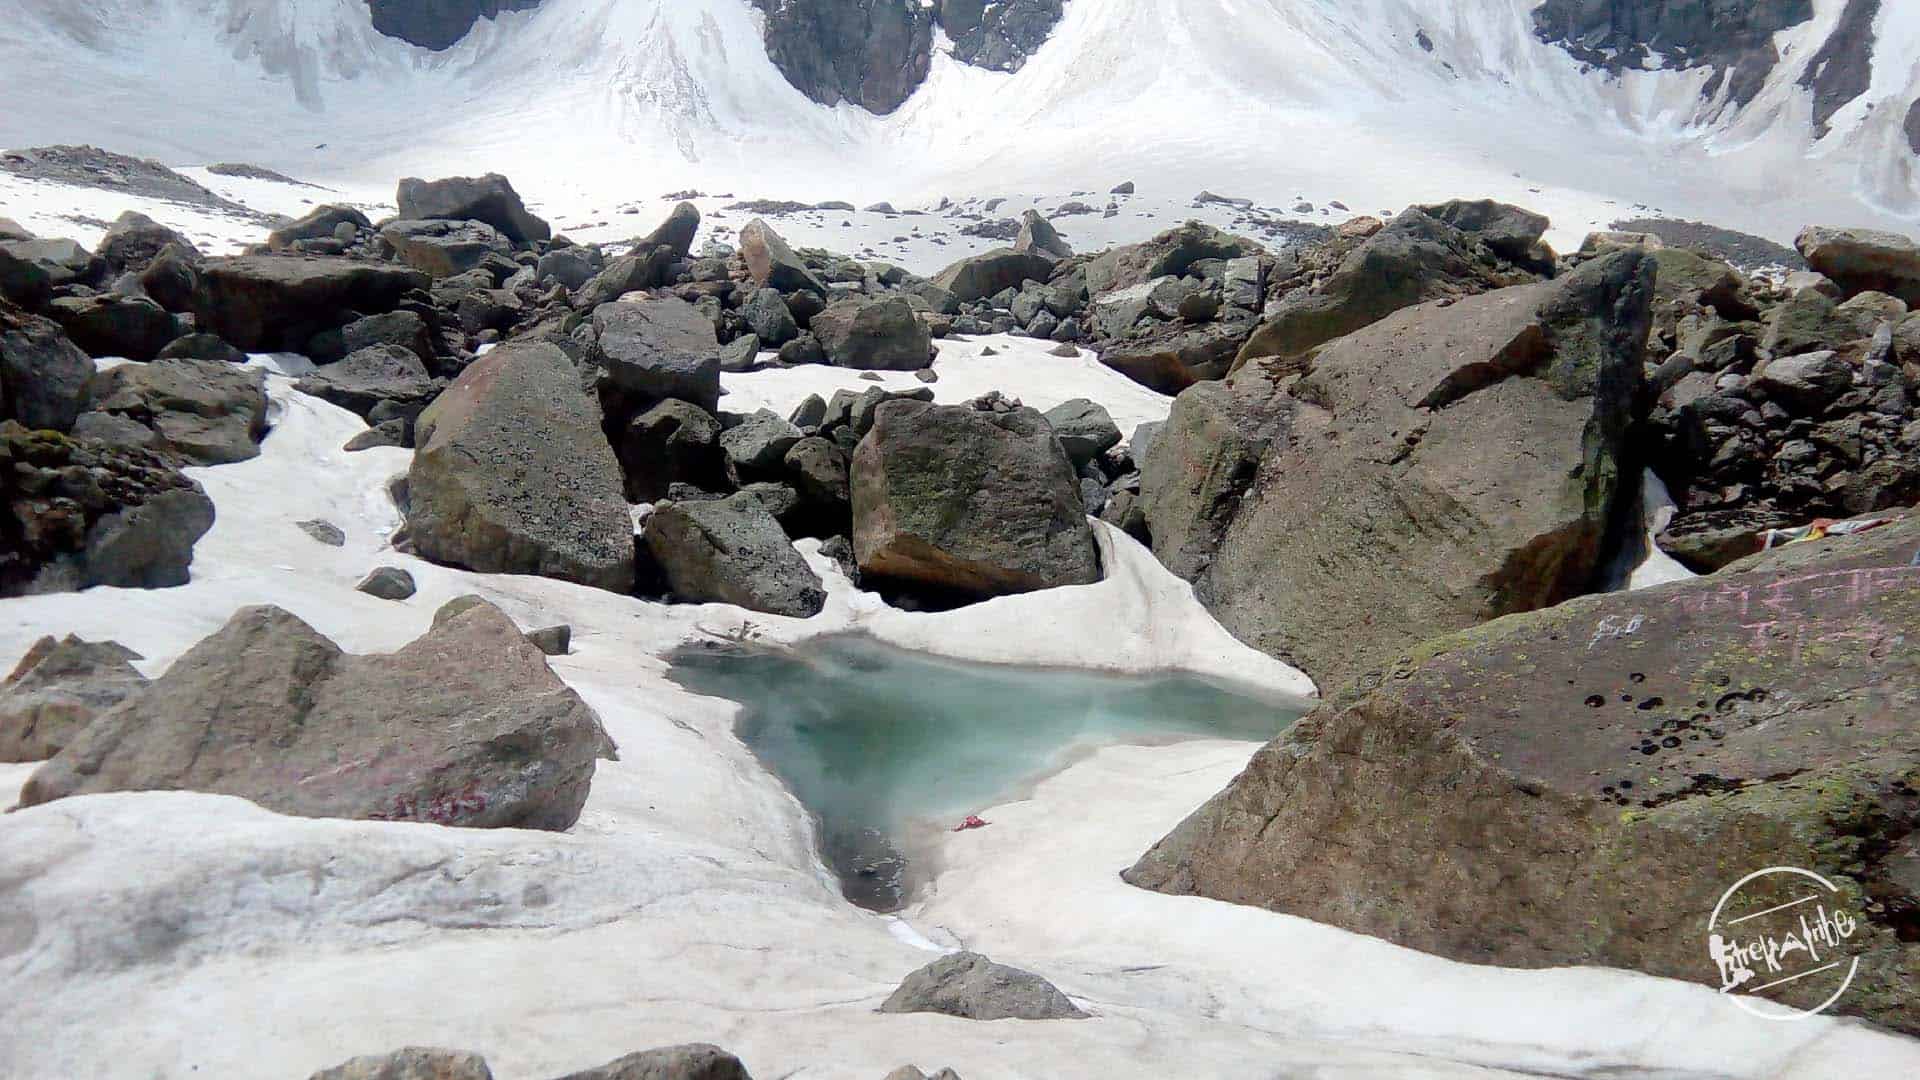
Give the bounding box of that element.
[749,0,1066,113]
[751,0,936,116]
[1532,0,1885,140]
[364,0,544,51]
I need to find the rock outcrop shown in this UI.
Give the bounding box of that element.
[396,173,550,245]
[365,0,545,52]
[1127,512,1920,1035]
[407,341,634,593]
[1168,250,1652,690]
[752,0,935,115]
[642,493,827,618]
[851,398,1099,598]
[195,255,428,352]
[879,952,1087,1021]
[18,601,615,830]
[84,358,270,465]
[0,634,147,762]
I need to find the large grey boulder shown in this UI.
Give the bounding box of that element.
[267,204,373,252]
[643,202,703,259]
[85,357,270,465]
[930,248,1054,303]
[1194,250,1653,690]
[1411,198,1551,264]
[1796,225,1920,306]
[851,399,1099,597]
[380,219,512,279]
[739,218,827,295]
[18,602,616,829]
[571,249,675,310]
[619,399,724,502]
[1097,316,1254,394]
[1014,210,1071,260]
[719,409,805,473]
[1126,516,1920,1035]
[1041,398,1120,466]
[0,238,103,306]
[741,287,799,346]
[1137,372,1294,582]
[1,422,216,596]
[46,293,179,361]
[95,211,200,274]
[590,297,722,412]
[307,309,436,367]
[195,255,428,352]
[295,344,439,422]
[809,295,931,370]
[396,173,550,245]
[537,245,601,290]
[643,493,827,617]
[550,1044,753,1080]
[1,302,93,431]
[408,341,635,593]
[878,951,1087,1021]
[0,634,148,762]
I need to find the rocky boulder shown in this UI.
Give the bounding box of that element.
[267,204,374,252]
[85,357,270,465]
[810,295,931,370]
[1190,251,1653,690]
[552,1045,753,1080]
[396,173,551,245]
[879,951,1086,1021]
[851,399,1099,597]
[644,201,702,259]
[1096,314,1257,394]
[1,301,93,431]
[590,297,723,412]
[618,399,724,502]
[1,423,215,596]
[1126,513,1920,1034]
[0,238,103,306]
[643,493,827,617]
[1041,398,1121,466]
[1015,210,1071,260]
[95,211,200,274]
[1797,226,1920,306]
[738,218,827,296]
[17,601,616,829]
[195,255,428,352]
[46,293,178,361]
[380,219,512,279]
[930,248,1054,304]
[0,634,147,762]
[408,341,634,593]
[1138,369,1296,581]
[295,344,439,422]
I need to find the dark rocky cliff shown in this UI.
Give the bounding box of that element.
[752,0,936,115]
[365,0,544,52]
[1531,0,1811,108]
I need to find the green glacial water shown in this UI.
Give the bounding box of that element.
[666,634,1306,910]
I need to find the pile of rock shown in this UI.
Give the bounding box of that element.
[1642,226,1920,567]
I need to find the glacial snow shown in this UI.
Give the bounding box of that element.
[2,0,1918,267]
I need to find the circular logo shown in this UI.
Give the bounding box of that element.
[1707,866,1864,1021]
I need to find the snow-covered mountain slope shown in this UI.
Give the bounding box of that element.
[2,0,1918,249]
